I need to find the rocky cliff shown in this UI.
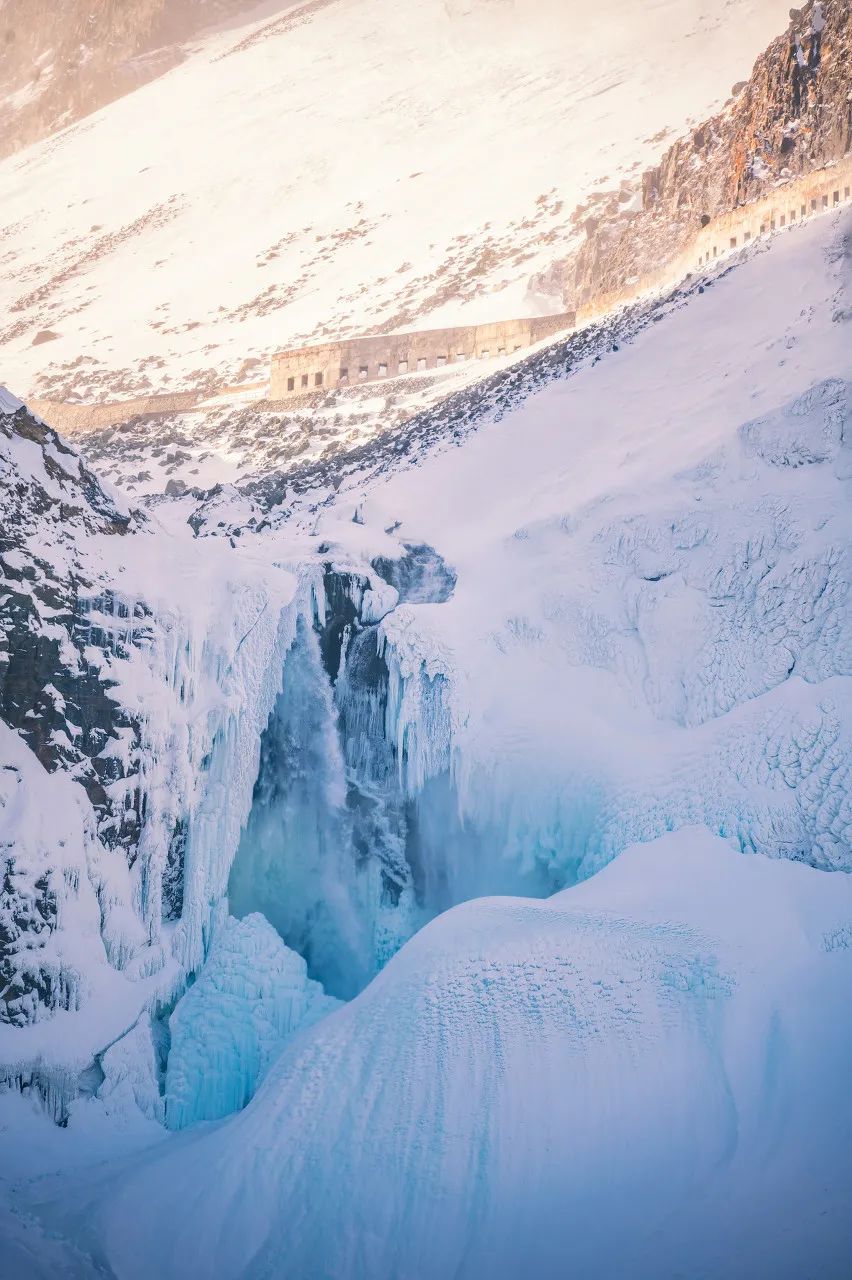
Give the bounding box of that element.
[553,0,852,307]
[0,391,151,1028]
[0,392,148,857]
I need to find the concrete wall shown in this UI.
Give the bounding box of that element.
[577,154,852,326]
[269,313,574,399]
[29,390,205,433]
[32,159,851,435]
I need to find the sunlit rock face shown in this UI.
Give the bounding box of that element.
[553,1,852,307]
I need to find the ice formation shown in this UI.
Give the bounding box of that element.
[28,830,852,1279]
[165,913,339,1129]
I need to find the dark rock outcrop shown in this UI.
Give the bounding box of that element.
[0,397,146,858]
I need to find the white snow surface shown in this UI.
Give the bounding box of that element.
[0,0,789,403]
[318,210,852,889]
[0,387,23,415]
[20,829,852,1279]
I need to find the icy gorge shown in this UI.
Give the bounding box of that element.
[1,2,852,1277]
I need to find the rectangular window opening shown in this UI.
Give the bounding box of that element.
[434,356,444,368]
[314,372,323,387]
[286,376,295,392]
[339,367,349,384]
[378,363,388,377]
[358,366,368,381]
[398,360,408,374]
[300,373,309,388]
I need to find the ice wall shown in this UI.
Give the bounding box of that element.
[165,913,339,1129]
[228,546,553,1004]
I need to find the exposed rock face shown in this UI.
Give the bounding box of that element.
[1,721,96,1029]
[559,0,851,306]
[0,0,253,158]
[0,395,145,861]
[0,394,164,1031]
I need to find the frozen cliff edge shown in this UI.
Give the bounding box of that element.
[0,392,307,1115]
[164,913,340,1129]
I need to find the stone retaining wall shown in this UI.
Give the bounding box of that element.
[29,390,205,433]
[269,313,575,399]
[29,158,851,436]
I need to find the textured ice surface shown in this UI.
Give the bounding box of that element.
[325,212,852,898]
[165,913,339,1129]
[29,831,852,1280]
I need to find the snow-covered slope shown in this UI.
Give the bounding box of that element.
[0,0,788,406]
[295,208,852,899]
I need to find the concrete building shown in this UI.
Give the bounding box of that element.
[269,313,575,399]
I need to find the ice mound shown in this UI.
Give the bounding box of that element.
[42,829,852,1279]
[164,913,340,1129]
